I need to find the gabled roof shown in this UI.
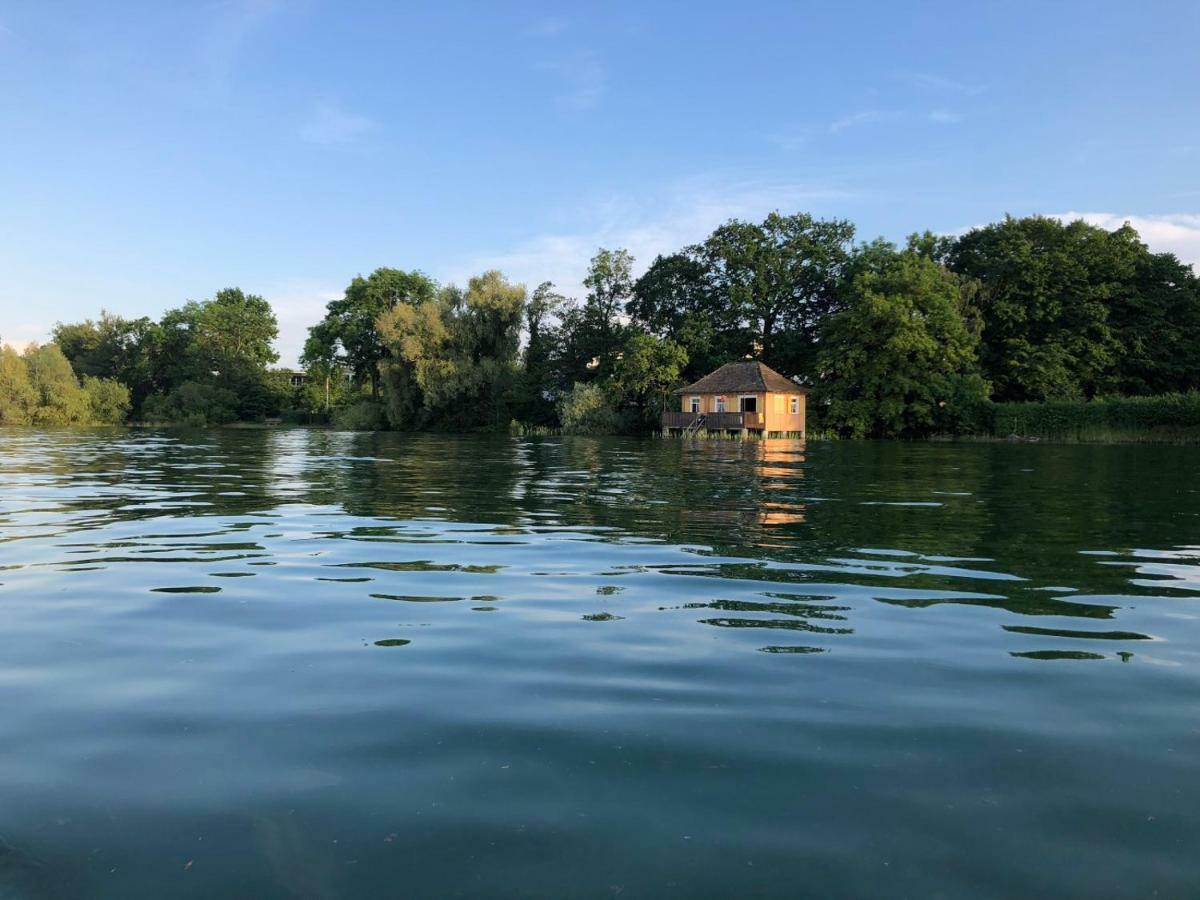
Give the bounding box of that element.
[678,360,806,394]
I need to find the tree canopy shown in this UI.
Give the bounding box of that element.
[13,209,1199,435]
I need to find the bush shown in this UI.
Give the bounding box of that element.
[558,382,619,435]
[991,393,1200,441]
[141,381,239,426]
[83,376,131,424]
[333,399,388,431]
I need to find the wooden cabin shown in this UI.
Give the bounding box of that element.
[662,361,806,437]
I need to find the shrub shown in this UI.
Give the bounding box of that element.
[991,393,1200,441]
[141,381,239,426]
[83,376,132,424]
[333,399,388,431]
[558,382,619,435]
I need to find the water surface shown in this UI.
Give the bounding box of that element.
[1,430,1198,897]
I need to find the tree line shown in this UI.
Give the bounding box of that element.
[9,212,1200,436]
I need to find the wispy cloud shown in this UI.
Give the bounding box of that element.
[1053,212,1200,268]
[192,0,285,101]
[927,109,962,124]
[900,72,987,96]
[539,49,607,111]
[448,177,861,297]
[299,101,376,146]
[829,110,903,133]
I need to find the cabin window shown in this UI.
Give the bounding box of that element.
[715,397,726,413]
[790,396,799,414]
[739,396,757,413]
[689,397,700,414]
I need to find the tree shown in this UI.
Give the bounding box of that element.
[576,248,634,379]
[1107,248,1200,395]
[947,216,1133,401]
[817,251,989,437]
[83,376,132,424]
[53,312,161,413]
[303,268,437,397]
[628,251,736,379]
[558,382,619,435]
[701,211,855,375]
[613,332,688,429]
[23,343,91,425]
[515,281,566,424]
[377,271,526,430]
[0,345,36,425]
[191,288,279,374]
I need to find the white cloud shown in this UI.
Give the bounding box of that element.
[263,279,342,367]
[0,320,50,353]
[900,72,987,96]
[829,110,903,133]
[927,109,962,124]
[446,177,859,298]
[299,101,376,146]
[1053,212,1200,268]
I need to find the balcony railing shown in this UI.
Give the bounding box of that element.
[662,411,764,430]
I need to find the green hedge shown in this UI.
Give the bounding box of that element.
[990,393,1200,441]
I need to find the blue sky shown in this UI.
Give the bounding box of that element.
[2,1,1199,364]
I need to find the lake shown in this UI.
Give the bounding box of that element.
[0,430,1198,898]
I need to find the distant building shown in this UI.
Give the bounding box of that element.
[270,369,309,388]
[662,361,806,437]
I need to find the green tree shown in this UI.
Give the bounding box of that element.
[558,382,619,435]
[304,268,437,397]
[947,216,1133,401]
[0,345,36,425]
[817,251,989,437]
[1107,248,1200,395]
[576,248,634,379]
[628,251,737,379]
[82,376,132,424]
[23,343,91,425]
[515,281,566,425]
[377,271,526,430]
[53,312,161,413]
[701,211,855,375]
[613,332,688,429]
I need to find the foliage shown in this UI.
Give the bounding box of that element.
[0,345,37,425]
[700,211,855,374]
[24,343,92,425]
[991,393,1200,441]
[53,312,161,411]
[333,399,389,431]
[558,382,619,435]
[566,248,634,382]
[514,281,566,425]
[817,250,990,437]
[303,268,437,397]
[142,381,239,427]
[612,332,688,429]
[947,216,1133,401]
[82,376,132,424]
[15,209,1200,438]
[377,271,525,431]
[629,252,733,379]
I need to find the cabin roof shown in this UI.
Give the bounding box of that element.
[678,361,805,395]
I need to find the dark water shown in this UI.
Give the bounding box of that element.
[1,430,1198,898]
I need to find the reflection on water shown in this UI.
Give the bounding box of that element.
[1,429,1199,897]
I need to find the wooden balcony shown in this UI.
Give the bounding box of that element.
[662,411,764,431]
